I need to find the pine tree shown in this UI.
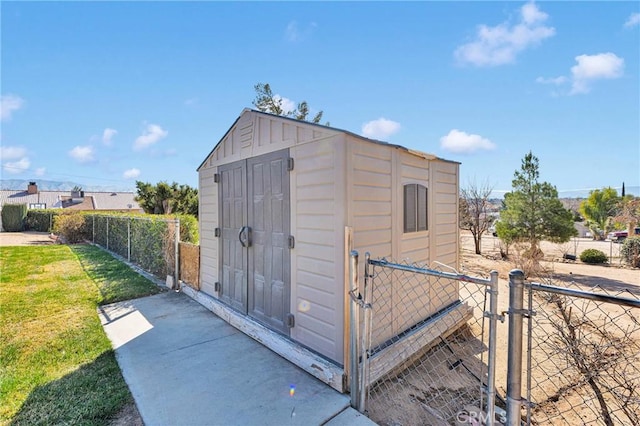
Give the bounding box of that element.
[497,152,577,251]
[252,83,325,124]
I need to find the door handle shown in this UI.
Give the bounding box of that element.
[238,226,247,247]
[238,226,252,248]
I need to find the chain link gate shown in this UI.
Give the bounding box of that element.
[507,274,640,426]
[349,248,640,425]
[349,251,503,425]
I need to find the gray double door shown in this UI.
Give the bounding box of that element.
[218,149,291,335]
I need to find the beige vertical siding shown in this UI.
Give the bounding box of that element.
[197,110,459,365]
[433,161,459,265]
[393,152,432,337]
[347,138,394,346]
[399,151,430,264]
[290,135,346,363]
[430,160,460,314]
[349,138,393,256]
[346,147,460,348]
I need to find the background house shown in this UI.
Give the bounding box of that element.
[0,182,142,230]
[195,109,460,389]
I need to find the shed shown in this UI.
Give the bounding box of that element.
[195,109,460,390]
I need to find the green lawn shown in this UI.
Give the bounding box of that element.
[0,244,161,425]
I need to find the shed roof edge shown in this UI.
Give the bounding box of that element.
[197,109,459,171]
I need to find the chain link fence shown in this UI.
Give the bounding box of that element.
[179,242,200,290]
[90,215,179,282]
[349,254,503,426]
[348,252,639,426]
[16,209,201,289]
[521,279,640,425]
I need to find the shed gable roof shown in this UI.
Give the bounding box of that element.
[198,109,457,171]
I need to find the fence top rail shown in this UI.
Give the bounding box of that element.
[528,281,640,309]
[367,258,494,286]
[90,214,176,223]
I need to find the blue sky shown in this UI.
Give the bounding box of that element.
[1,1,639,197]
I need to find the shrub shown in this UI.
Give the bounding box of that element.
[176,214,199,244]
[74,212,198,279]
[579,248,608,264]
[1,204,27,232]
[26,210,58,232]
[53,213,90,243]
[130,216,170,277]
[621,236,640,268]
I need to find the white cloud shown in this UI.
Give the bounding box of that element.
[521,2,547,25]
[440,129,496,154]
[285,21,299,41]
[184,98,198,106]
[68,145,95,163]
[624,12,640,28]
[123,168,141,179]
[260,92,310,116]
[455,1,555,67]
[285,20,317,42]
[1,94,25,121]
[0,146,27,161]
[570,53,624,94]
[102,128,117,145]
[361,118,401,140]
[274,95,296,114]
[134,123,168,151]
[35,167,46,176]
[3,157,30,174]
[535,76,567,85]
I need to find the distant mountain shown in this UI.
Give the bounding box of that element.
[556,187,639,198]
[0,179,135,193]
[490,186,639,199]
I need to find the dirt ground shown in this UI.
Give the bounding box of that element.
[109,402,143,426]
[461,232,639,293]
[369,233,639,426]
[461,231,639,424]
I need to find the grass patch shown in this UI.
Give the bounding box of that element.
[0,244,161,424]
[71,244,162,304]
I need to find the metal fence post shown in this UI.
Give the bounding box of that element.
[506,269,525,426]
[359,252,372,413]
[127,218,131,262]
[106,216,110,250]
[349,250,360,409]
[609,240,613,264]
[174,218,180,289]
[92,216,95,243]
[485,270,500,425]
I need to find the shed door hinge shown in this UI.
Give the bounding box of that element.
[286,313,295,328]
[288,235,295,249]
[214,228,221,237]
[287,157,294,171]
[214,173,220,183]
[214,282,221,293]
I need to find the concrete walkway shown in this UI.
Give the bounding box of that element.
[99,291,375,426]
